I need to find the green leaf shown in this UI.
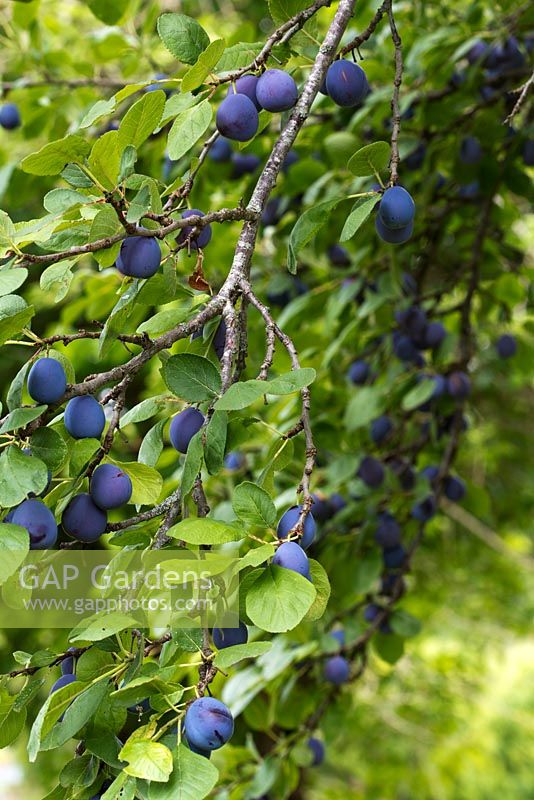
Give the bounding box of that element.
[59,753,99,788]
[119,145,138,182]
[390,609,422,638]
[344,386,386,431]
[239,543,276,570]
[167,99,213,161]
[0,695,26,748]
[204,411,227,475]
[157,14,211,65]
[266,368,316,395]
[402,378,437,411]
[30,427,68,472]
[232,482,276,528]
[348,141,391,177]
[43,189,89,214]
[118,91,166,150]
[28,681,82,761]
[215,42,263,72]
[162,353,222,402]
[0,524,29,586]
[87,0,128,23]
[42,680,110,751]
[213,641,272,670]
[148,744,219,800]
[88,130,121,190]
[0,294,35,345]
[0,211,16,257]
[182,39,226,92]
[80,97,117,129]
[214,379,266,411]
[353,551,382,594]
[137,307,189,336]
[340,195,379,241]
[126,183,152,224]
[180,430,203,498]
[139,420,166,468]
[0,446,49,507]
[109,461,163,506]
[287,198,341,274]
[21,135,90,176]
[75,649,115,682]
[0,268,28,297]
[69,612,139,643]
[40,261,75,303]
[121,396,171,427]
[304,559,331,621]
[0,405,47,434]
[120,739,173,782]
[246,566,316,632]
[373,632,405,664]
[166,518,242,545]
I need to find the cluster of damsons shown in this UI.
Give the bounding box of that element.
[4,357,133,547]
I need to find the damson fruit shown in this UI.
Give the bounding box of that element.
[272,541,311,578]
[61,648,77,676]
[227,74,261,110]
[231,152,261,178]
[330,628,345,647]
[374,512,401,548]
[308,737,325,766]
[496,334,517,358]
[329,493,347,514]
[395,306,427,339]
[64,396,106,440]
[27,358,67,404]
[411,495,437,522]
[209,136,233,162]
[116,236,161,278]
[62,494,108,542]
[460,135,482,164]
[324,655,350,685]
[523,140,534,167]
[256,69,298,112]
[90,464,133,510]
[347,359,370,385]
[90,780,113,800]
[382,544,406,569]
[370,415,393,444]
[184,697,234,751]
[169,407,205,454]
[50,673,77,695]
[444,475,466,502]
[12,499,58,550]
[378,187,415,230]
[447,371,471,399]
[177,209,212,250]
[224,451,246,471]
[310,493,333,523]
[186,738,212,758]
[364,603,381,623]
[424,321,447,349]
[404,142,426,170]
[325,60,368,107]
[277,505,316,550]
[216,94,259,142]
[392,332,418,362]
[357,456,385,489]
[375,215,413,244]
[327,243,351,267]
[213,622,248,649]
[0,102,21,129]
